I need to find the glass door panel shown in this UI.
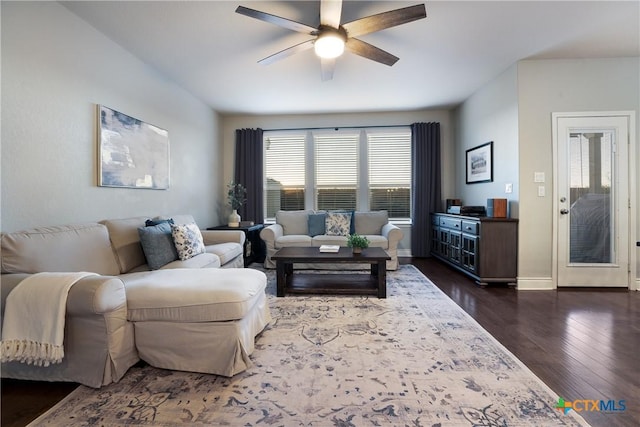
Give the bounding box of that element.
[568,131,614,264]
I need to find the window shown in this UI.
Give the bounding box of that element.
[368,131,412,218]
[264,127,411,221]
[264,133,306,218]
[314,132,359,211]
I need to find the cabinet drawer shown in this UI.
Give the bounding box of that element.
[439,217,462,230]
[461,220,479,235]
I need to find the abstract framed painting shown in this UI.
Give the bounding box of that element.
[465,141,493,184]
[98,105,170,189]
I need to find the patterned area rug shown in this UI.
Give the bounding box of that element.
[32,266,588,426]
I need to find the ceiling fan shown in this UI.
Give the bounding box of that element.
[236,1,427,81]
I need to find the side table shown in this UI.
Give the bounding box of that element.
[207,224,266,267]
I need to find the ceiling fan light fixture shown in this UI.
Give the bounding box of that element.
[237,2,428,79]
[314,31,345,59]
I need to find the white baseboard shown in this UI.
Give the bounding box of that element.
[398,249,412,257]
[516,277,555,290]
[518,277,639,290]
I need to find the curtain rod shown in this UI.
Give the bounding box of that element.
[263,124,410,132]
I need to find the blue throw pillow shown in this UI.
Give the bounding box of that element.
[145,218,174,227]
[308,213,327,236]
[138,222,179,270]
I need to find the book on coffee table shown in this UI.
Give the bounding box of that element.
[319,245,340,253]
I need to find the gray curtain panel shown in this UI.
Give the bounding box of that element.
[234,128,264,224]
[411,122,442,257]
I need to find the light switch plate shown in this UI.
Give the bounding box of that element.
[538,186,545,197]
[505,183,513,193]
[534,172,545,183]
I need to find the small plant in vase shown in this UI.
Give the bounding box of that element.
[347,233,369,254]
[227,181,246,227]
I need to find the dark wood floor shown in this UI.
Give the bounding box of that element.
[410,258,640,427]
[2,258,638,426]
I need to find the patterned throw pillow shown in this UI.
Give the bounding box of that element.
[325,212,351,236]
[331,210,355,234]
[170,222,205,261]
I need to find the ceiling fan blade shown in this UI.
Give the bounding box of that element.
[258,39,315,66]
[342,4,426,38]
[320,0,342,28]
[236,5,317,35]
[321,57,336,81]
[345,38,399,66]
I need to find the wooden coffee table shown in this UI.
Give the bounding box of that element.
[271,246,391,298]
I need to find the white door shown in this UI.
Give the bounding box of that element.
[553,112,632,288]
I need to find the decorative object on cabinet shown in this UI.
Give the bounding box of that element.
[446,199,462,214]
[459,206,486,217]
[465,141,493,184]
[431,213,517,286]
[98,105,169,190]
[487,198,508,218]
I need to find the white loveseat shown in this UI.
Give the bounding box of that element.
[1,214,271,388]
[260,210,403,270]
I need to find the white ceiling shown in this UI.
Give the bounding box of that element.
[62,1,639,115]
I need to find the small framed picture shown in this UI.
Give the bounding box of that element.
[466,141,493,184]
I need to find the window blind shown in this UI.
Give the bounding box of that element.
[314,132,359,210]
[264,134,306,217]
[368,131,411,218]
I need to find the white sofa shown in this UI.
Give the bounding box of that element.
[260,210,403,270]
[1,214,271,388]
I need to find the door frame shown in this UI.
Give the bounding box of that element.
[551,111,637,290]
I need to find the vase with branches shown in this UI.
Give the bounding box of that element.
[226,181,246,227]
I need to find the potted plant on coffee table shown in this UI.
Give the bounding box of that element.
[347,233,369,254]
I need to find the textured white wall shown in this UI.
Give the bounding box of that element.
[517,58,639,287]
[454,65,520,216]
[1,2,221,232]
